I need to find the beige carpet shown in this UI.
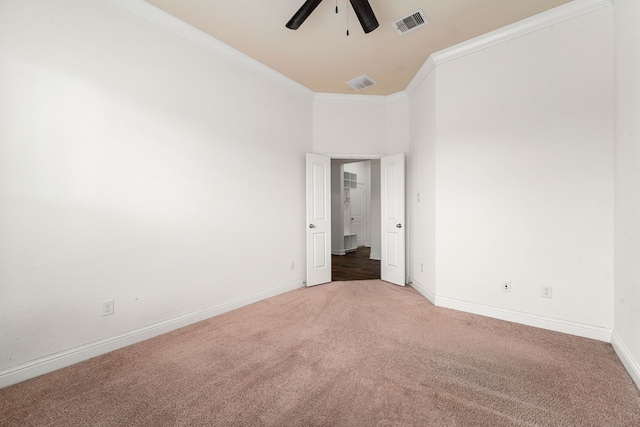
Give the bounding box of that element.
[1,280,639,426]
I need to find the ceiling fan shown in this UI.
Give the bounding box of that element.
[286,0,379,34]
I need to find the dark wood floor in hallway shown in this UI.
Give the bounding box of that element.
[332,246,380,281]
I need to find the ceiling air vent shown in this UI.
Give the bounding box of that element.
[392,9,428,35]
[346,74,377,91]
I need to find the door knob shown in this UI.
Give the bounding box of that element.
[396,223,402,228]
[309,224,315,228]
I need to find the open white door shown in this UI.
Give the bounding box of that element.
[350,184,366,247]
[306,153,332,286]
[381,153,405,286]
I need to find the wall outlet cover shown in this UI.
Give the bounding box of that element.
[502,281,511,292]
[102,299,115,316]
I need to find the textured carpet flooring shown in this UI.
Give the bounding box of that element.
[1,280,639,426]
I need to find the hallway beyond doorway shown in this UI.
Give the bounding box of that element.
[332,247,380,281]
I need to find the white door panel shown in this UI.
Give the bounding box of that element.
[381,153,405,286]
[385,232,399,267]
[313,234,328,269]
[306,153,331,286]
[350,185,365,247]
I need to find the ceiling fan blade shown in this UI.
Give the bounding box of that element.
[349,0,379,33]
[286,0,324,30]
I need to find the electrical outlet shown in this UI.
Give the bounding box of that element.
[417,192,421,202]
[541,286,553,299]
[290,261,295,270]
[102,299,114,316]
[420,263,424,273]
[502,281,511,293]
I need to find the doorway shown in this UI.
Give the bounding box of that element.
[306,153,405,287]
[331,159,381,281]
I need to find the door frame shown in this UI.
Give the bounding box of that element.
[331,155,380,260]
[307,153,405,285]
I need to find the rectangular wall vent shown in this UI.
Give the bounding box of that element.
[346,74,377,91]
[392,10,428,35]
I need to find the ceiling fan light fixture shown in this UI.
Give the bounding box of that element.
[347,74,377,91]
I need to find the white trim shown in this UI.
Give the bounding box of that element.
[0,280,305,389]
[325,154,385,160]
[386,92,410,104]
[314,93,390,105]
[406,0,613,96]
[108,0,314,98]
[408,277,436,304]
[611,332,640,390]
[332,249,346,256]
[405,56,436,97]
[434,296,612,342]
[314,92,409,105]
[432,0,612,66]
[109,0,612,103]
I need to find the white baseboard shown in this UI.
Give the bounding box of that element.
[332,250,346,256]
[611,332,640,390]
[408,279,611,342]
[435,296,612,342]
[410,282,640,387]
[0,279,305,389]
[407,277,436,304]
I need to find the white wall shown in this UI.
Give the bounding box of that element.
[409,6,615,339]
[613,0,640,387]
[313,95,409,156]
[0,0,313,386]
[408,63,437,301]
[386,98,411,155]
[313,96,388,155]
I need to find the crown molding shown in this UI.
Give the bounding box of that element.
[314,93,390,105]
[386,91,410,104]
[406,0,613,96]
[405,56,436,97]
[314,92,408,105]
[432,0,613,66]
[109,0,613,105]
[108,0,315,99]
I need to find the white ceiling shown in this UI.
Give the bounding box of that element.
[143,0,572,95]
